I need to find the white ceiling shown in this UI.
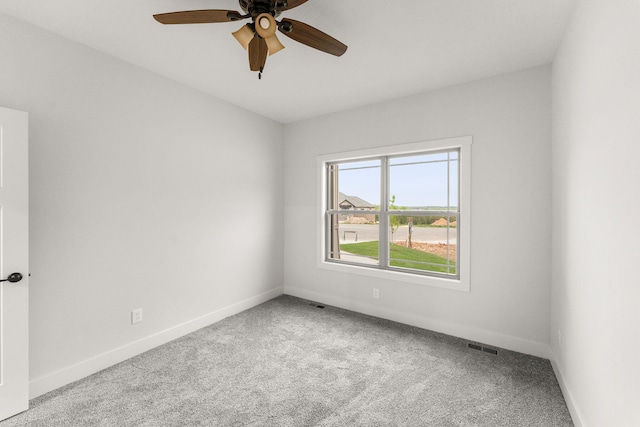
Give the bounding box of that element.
[0,0,578,123]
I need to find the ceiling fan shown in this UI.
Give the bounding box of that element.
[153,0,348,78]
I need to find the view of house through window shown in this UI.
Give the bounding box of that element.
[326,149,460,278]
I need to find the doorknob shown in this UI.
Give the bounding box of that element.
[0,272,23,283]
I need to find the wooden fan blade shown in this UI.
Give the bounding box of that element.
[249,36,268,72]
[279,0,310,11]
[153,10,243,25]
[279,19,347,57]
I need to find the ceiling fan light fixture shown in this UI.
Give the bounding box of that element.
[259,16,271,30]
[254,13,284,55]
[265,35,285,55]
[232,24,255,50]
[255,13,276,38]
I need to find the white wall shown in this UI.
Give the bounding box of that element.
[0,13,284,397]
[551,0,640,425]
[284,66,553,357]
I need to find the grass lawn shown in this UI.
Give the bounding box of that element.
[339,241,456,274]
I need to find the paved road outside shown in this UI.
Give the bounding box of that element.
[338,224,456,244]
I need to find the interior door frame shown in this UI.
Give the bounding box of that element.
[0,106,30,421]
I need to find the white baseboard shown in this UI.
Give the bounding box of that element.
[550,352,585,427]
[29,286,284,399]
[285,285,551,359]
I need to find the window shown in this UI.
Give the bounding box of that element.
[318,137,471,291]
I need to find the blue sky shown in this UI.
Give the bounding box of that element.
[336,154,458,208]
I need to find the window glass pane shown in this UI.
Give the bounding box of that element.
[389,152,454,210]
[331,160,380,209]
[328,217,380,266]
[388,215,457,275]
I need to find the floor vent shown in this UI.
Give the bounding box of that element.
[467,342,498,355]
[308,301,326,309]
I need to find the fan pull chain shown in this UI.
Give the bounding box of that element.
[259,66,264,80]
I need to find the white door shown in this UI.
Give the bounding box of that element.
[0,107,29,421]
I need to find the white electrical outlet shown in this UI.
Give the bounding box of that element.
[131,308,143,324]
[373,288,380,299]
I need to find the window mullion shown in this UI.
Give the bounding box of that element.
[327,164,340,261]
[446,152,451,273]
[379,156,389,268]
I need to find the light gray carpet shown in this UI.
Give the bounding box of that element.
[2,295,573,426]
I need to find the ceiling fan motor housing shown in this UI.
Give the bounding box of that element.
[240,0,282,19]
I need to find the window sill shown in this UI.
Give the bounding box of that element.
[318,260,470,292]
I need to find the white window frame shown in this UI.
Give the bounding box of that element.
[317,136,471,292]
